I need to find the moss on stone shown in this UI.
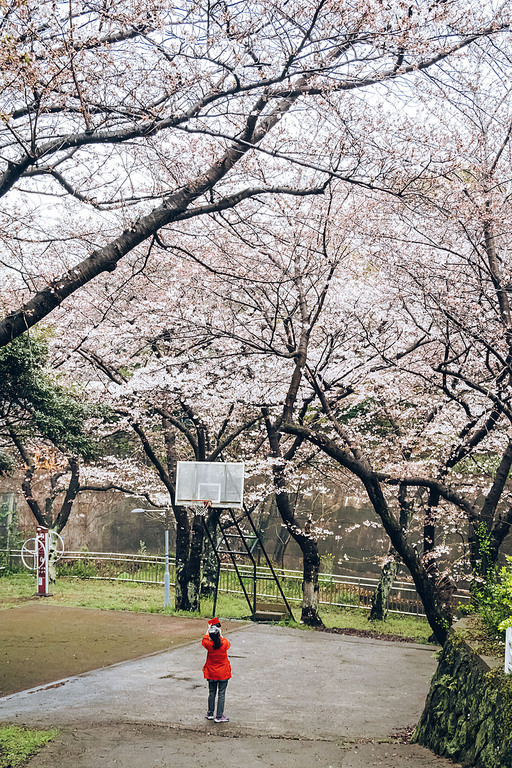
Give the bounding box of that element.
[414,626,512,767]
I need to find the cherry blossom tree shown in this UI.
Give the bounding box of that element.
[54,185,355,621]
[62,287,265,610]
[359,37,512,584]
[276,34,512,640]
[0,0,507,347]
[3,1,511,633]
[146,190,372,625]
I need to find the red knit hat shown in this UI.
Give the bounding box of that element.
[208,618,220,626]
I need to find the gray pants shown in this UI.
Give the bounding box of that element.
[208,679,228,717]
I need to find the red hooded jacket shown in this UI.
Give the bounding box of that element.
[202,634,232,680]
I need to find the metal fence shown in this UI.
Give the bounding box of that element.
[1,548,470,617]
[217,563,471,616]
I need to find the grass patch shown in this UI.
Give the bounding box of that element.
[319,604,432,643]
[0,572,431,641]
[0,573,252,619]
[0,572,35,608]
[457,614,506,659]
[0,725,57,767]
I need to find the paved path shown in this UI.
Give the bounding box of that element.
[0,622,461,767]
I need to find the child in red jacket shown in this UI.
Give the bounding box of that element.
[202,618,231,723]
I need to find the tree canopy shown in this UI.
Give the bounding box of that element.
[0,0,508,343]
[0,330,95,462]
[2,0,512,636]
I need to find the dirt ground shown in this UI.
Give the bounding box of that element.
[0,602,463,768]
[1,600,235,697]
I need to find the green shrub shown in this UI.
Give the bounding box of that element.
[58,559,98,579]
[473,556,512,638]
[496,558,512,633]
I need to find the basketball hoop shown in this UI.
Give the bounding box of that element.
[191,500,213,517]
[175,461,244,509]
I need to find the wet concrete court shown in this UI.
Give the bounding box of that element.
[0,605,461,767]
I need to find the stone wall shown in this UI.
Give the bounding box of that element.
[413,625,512,767]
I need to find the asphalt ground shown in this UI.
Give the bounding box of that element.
[0,603,462,768]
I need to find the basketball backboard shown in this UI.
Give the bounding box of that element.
[175,461,244,508]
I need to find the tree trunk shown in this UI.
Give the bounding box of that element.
[281,423,452,644]
[175,508,205,612]
[174,507,192,611]
[187,512,205,611]
[201,508,220,598]
[265,420,324,626]
[362,474,451,644]
[53,458,80,533]
[470,441,512,582]
[370,484,412,622]
[423,487,441,584]
[301,531,323,626]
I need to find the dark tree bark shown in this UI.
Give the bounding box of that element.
[53,458,81,534]
[0,9,499,348]
[369,556,399,622]
[423,487,441,581]
[282,422,452,644]
[469,441,512,580]
[265,418,324,627]
[0,79,316,347]
[201,508,221,598]
[175,510,205,612]
[370,485,414,621]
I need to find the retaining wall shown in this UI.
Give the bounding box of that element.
[413,622,512,767]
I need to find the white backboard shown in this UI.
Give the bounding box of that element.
[175,461,245,508]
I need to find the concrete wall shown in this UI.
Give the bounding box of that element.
[413,624,512,767]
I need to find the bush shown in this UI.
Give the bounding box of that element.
[57,559,99,579]
[473,556,512,637]
[0,560,24,576]
[496,558,512,633]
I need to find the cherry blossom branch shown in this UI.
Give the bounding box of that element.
[0,179,328,348]
[78,483,166,509]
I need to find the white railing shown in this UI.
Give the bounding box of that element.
[1,548,470,617]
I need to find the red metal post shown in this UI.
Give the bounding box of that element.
[36,526,51,596]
